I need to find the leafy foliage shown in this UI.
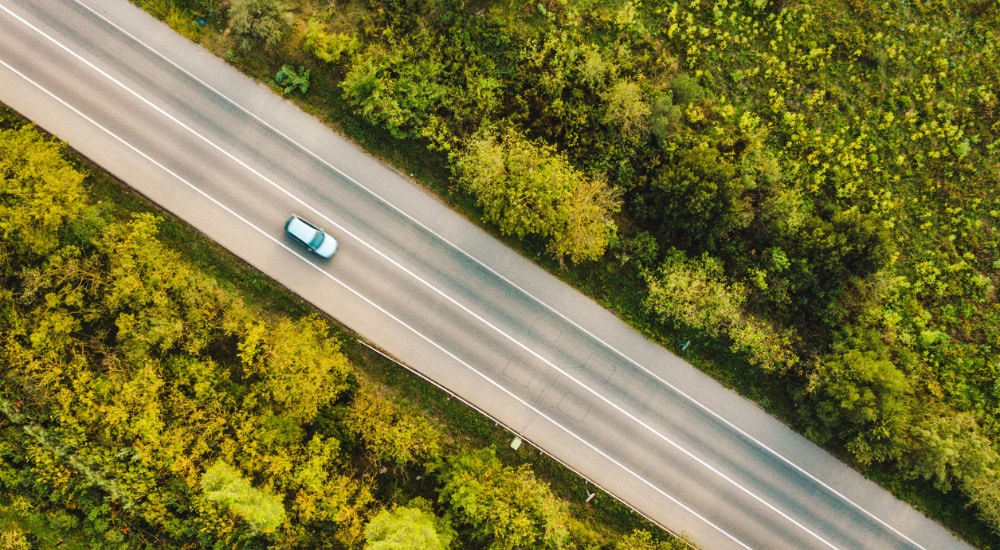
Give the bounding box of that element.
[645,249,798,372]
[340,40,449,141]
[304,17,359,64]
[275,64,310,95]
[0,125,85,258]
[201,461,286,533]
[602,80,650,136]
[438,448,572,549]
[614,528,689,550]
[902,408,997,494]
[228,0,290,50]
[454,127,621,263]
[0,116,625,548]
[807,346,910,464]
[345,388,443,469]
[364,503,454,550]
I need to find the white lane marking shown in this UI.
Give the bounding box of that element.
[8,3,899,547]
[9,2,930,547]
[1,6,837,546]
[354,340,689,549]
[63,5,932,548]
[0,51,751,550]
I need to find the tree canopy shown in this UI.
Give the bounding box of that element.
[438,448,572,549]
[0,113,616,549]
[201,460,287,533]
[228,0,290,50]
[454,127,621,264]
[364,504,453,550]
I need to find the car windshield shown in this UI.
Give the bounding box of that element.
[309,231,325,249]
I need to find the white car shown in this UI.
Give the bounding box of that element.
[285,214,338,258]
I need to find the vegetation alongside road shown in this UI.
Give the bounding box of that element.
[128,0,1000,545]
[0,108,684,548]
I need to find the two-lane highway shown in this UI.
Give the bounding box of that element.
[0,0,971,547]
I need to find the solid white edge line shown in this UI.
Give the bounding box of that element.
[0,50,752,550]
[354,339,699,549]
[65,5,933,549]
[59,6,933,549]
[2,6,838,546]
[9,1,935,547]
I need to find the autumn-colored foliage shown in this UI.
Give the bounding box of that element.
[1,119,643,547]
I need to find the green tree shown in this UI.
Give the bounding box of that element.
[968,469,1000,532]
[903,408,997,493]
[96,213,233,361]
[340,26,501,146]
[0,525,31,550]
[602,80,650,136]
[228,0,290,50]
[668,74,705,105]
[454,128,620,263]
[304,18,359,64]
[647,143,753,254]
[615,528,688,550]
[201,460,286,533]
[779,207,892,327]
[548,175,622,264]
[275,65,310,95]
[644,249,798,371]
[364,505,453,550]
[237,315,352,424]
[576,44,610,89]
[615,230,659,272]
[437,448,571,549]
[0,125,86,258]
[807,348,910,465]
[649,94,683,144]
[346,389,443,469]
[341,40,448,141]
[644,250,745,334]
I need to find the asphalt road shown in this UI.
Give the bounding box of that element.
[0,1,973,547]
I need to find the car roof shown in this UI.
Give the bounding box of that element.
[286,215,338,258]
